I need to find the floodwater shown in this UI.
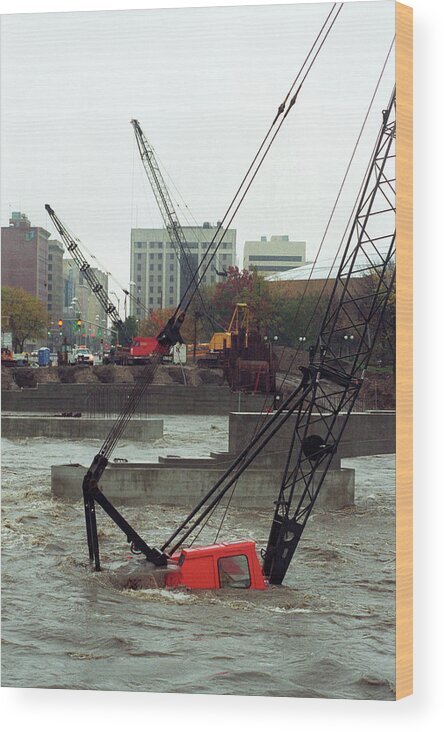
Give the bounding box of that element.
[1,415,395,699]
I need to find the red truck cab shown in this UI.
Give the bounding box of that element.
[130,336,158,359]
[165,541,267,590]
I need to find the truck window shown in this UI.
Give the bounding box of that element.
[218,555,251,589]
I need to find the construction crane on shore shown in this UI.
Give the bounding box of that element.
[45,205,173,365]
[78,58,395,588]
[131,119,220,312]
[45,204,132,348]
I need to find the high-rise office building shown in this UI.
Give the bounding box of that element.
[243,235,306,277]
[1,212,50,305]
[129,223,236,317]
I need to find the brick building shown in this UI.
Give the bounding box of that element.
[47,239,64,319]
[1,212,50,305]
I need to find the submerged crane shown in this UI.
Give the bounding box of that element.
[78,86,396,589]
[51,3,393,588]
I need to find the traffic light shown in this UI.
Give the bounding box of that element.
[58,319,63,327]
[77,319,82,328]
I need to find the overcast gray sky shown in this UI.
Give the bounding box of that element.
[1,0,394,296]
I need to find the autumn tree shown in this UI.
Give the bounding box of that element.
[1,286,48,352]
[207,266,278,335]
[209,266,254,326]
[138,307,175,338]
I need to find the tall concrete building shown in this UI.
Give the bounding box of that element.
[1,212,50,305]
[84,267,109,339]
[47,240,64,320]
[129,223,236,317]
[63,258,109,342]
[63,259,76,315]
[243,235,306,277]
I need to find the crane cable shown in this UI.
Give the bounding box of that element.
[211,39,395,545]
[178,33,395,549]
[50,4,343,340]
[275,37,395,394]
[145,3,344,343]
[157,3,346,549]
[139,3,343,340]
[173,2,344,322]
[89,3,344,471]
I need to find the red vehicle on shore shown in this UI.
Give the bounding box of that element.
[103,336,158,365]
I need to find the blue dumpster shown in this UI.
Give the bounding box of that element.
[38,347,51,367]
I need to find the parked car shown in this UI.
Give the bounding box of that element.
[69,346,94,366]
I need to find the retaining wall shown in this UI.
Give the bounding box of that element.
[1,416,163,441]
[1,383,273,416]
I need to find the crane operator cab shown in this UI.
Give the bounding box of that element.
[165,541,267,590]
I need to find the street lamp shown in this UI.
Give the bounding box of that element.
[343,334,354,356]
[298,336,307,348]
[264,334,279,360]
[127,281,136,320]
[110,291,121,317]
[70,299,82,346]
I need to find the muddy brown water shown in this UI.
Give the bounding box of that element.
[1,415,395,698]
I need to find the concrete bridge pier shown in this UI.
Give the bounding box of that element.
[51,459,354,510]
[49,410,395,511]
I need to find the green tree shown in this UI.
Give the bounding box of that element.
[354,265,396,374]
[1,286,48,352]
[121,315,139,340]
[271,287,332,348]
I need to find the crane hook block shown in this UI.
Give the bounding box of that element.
[157,313,185,349]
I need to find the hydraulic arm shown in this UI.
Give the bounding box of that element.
[81,311,185,571]
[44,207,186,571]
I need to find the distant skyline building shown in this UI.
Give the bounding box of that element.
[264,249,391,297]
[129,222,236,317]
[1,211,50,305]
[63,259,76,315]
[63,258,109,340]
[243,235,306,277]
